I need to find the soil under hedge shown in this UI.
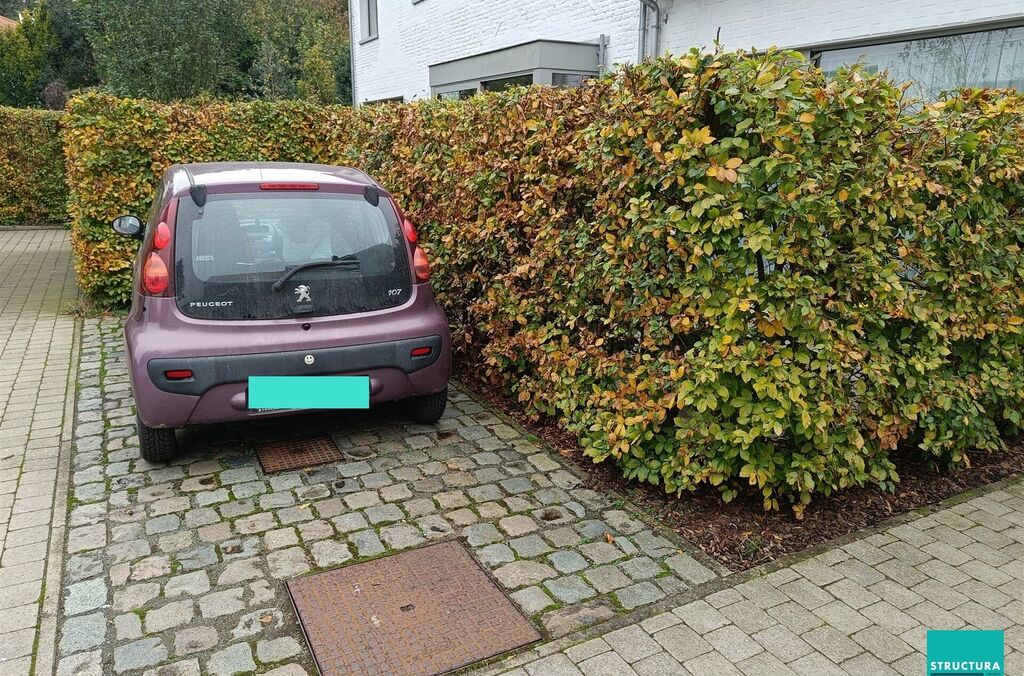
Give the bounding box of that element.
[456,366,1024,572]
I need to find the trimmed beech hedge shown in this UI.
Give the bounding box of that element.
[65,49,1024,512]
[0,106,67,226]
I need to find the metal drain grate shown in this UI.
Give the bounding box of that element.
[287,540,541,676]
[255,436,344,474]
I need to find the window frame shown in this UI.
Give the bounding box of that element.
[359,0,379,44]
[809,22,1024,97]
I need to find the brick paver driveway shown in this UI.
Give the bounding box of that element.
[486,481,1024,676]
[0,229,78,675]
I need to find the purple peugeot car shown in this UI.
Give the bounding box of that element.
[112,162,451,462]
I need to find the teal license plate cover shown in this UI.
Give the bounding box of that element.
[248,376,370,410]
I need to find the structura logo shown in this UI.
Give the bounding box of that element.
[927,630,1004,675]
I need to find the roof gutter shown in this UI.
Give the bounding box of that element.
[637,0,662,60]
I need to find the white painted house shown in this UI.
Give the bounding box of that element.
[348,0,1024,104]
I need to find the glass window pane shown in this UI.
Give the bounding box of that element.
[437,88,477,100]
[482,74,534,92]
[817,26,1024,99]
[552,73,593,88]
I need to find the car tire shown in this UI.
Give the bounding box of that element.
[137,414,178,463]
[409,387,448,424]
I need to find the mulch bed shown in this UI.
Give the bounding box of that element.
[455,364,1024,572]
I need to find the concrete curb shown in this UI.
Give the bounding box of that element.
[33,316,81,675]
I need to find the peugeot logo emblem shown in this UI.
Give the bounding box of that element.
[304,355,315,365]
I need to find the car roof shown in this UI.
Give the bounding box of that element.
[165,162,379,195]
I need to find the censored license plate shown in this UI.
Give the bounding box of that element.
[248,376,370,410]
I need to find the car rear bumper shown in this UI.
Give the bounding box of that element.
[126,289,450,428]
[131,349,449,428]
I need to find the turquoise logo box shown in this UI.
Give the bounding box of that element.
[927,630,1004,675]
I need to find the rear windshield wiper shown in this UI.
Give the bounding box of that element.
[272,255,359,292]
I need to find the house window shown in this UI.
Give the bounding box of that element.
[364,96,404,105]
[814,25,1024,100]
[360,0,379,42]
[481,74,534,93]
[437,88,477,101]
[552,73,593,88]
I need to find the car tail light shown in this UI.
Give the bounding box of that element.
[410,346,432,357]
[260,183,319,191]
[402,218,418,244]
[143,253,169,294]
[153,222,171,250]
[139,199,177,297]
[413,247,430,283]
[164,369,193,380]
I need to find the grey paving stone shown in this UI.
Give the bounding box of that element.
[365,503,405,525]
[217,559,262,585]
[331,512,369,533]
[257,636,303,663]
[207,642,257,676]
[753,623,814,663]
[579,542,624,565]
[199,588,245,619]
[616,581,666,609]
[494,560,558,588]
[545,575,598,603]
[633,652,689,676]
[347,529,383,557]
[464,522,503,546]
[59,611,106,655]
[719,601,775,634]
[114,613,143,641]
[312,540,353,567]
[542,600,618,638]
[478,543,516,567]
[584,565,633,593]
[653,624,714,662]
[500,514,539,536]
[177,544,219,571]
[578,651,636,676]
[511,586,556,615]
[548,549,589,574]
[619,556,663,580]
[114,638,168,674]
[664,554,717,585]
[377,523,424,549]
[511,534,553,558]
[267,547,310,578]
[64,577,108,616]
[524,653,584,676]
[145,600,194,633]
[142,658,201,676]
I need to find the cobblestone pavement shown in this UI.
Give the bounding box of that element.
[0,229,78,675]
[487,480,1024,676]
[57,318,721,675]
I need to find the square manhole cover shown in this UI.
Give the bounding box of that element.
[287,540,541,676]
[255,436,344,474]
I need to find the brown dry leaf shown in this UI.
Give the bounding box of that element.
[603,532,615,544]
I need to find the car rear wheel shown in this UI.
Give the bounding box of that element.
[409,387,448,424]
[137,414,178,463]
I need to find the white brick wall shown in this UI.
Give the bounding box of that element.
[350,0,1024,103]
[661,0,1024,53]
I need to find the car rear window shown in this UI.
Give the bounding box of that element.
[174,192,413,320]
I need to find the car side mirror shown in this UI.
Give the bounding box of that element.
[112,215,143,238]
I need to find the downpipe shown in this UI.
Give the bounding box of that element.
[637,0,662,60]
